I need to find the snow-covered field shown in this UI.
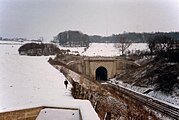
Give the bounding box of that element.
[58,43,148,56]
[0,44,74,111]
[82,43,119,56]
[0,41,99,120]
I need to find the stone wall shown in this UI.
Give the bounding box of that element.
[82,57,139,80]
[83,58,118,80]
[0,107,42,120]
[60,66,170,120]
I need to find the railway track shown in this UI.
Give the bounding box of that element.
[106,82,179,120]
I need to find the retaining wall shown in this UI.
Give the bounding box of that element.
[60,66,171,120]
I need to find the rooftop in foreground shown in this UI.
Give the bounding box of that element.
[0,100,100,120]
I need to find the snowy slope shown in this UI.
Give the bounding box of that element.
[110,78,179,107]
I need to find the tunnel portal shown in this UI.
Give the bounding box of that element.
[96,67,107,81]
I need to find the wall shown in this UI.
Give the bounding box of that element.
[61,66,171,120]
[83,58,117,80]
[90,61,116,80]
[0,107,42,120]
[82,57,138,81]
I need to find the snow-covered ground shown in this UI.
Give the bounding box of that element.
[58,43,148,56]
[0,40,42,45]
[0,41,99,120]
[109,79,179,107]
[0,44,73,111]
[58,45,86,55]
[82,43,119,56]
[37,108,80,120]
[0,40,23,45]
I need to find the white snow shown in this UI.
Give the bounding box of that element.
[58,45,86,55]
[109,79,179,107]
[127,43,149,52]
[0,42,100,120]
[82,43,119,56]
[148,91,179,107]
[36,108,80,120]
[58,43,148,57]
[0,40,42,45]
[0,41,22,45]
[0,44,73,111]
[36,100,99,120]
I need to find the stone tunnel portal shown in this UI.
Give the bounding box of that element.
[96,67,107,81]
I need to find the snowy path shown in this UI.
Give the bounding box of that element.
[0,44,73,112]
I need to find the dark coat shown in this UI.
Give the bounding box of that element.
[64,80,68,85]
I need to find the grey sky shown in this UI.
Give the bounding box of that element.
[0,0,179,40]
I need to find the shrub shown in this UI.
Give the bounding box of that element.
[155,71,178,94]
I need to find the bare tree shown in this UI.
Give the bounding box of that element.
[114,35,131,55]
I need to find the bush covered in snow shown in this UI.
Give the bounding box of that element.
[18,43,60,56]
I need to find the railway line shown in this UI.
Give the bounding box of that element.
[106,82,179,120]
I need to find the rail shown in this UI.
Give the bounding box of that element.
[106,82,179,120]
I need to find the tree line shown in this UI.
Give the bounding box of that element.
[52,31,179,46]
[90,32,179,43]
[53,30,89,47]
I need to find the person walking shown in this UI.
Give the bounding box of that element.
[64,79,68,89]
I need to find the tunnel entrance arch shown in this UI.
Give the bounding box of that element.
[96,67,107,80]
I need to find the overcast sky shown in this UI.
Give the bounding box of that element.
[0,0,179,41]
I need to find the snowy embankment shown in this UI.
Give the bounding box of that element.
[109,79,179,107]
[0,41,100,120]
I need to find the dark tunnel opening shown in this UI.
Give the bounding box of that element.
[96,67,107,81]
